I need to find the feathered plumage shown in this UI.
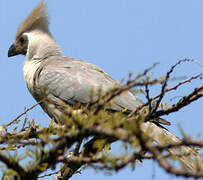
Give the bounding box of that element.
[16,1,50,40]
[8,1,203,172]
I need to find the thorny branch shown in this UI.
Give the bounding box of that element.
[0,60,202,180]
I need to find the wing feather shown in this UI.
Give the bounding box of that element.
[38,56,143,111]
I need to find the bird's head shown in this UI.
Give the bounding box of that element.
[8,1,61,60]
[8,33,29,57]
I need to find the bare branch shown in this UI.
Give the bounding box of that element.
[151,86,203,118]
[6,101,40,127]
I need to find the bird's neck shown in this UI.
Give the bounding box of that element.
[23,59,42,94]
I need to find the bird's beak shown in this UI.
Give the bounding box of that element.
[8,43,26,57]
[8,44,17,57]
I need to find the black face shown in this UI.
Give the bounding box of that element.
[8,35,28,57]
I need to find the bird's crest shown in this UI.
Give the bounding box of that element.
[16,1,50,39]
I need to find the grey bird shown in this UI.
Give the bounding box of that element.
[7,1,203,171]
[7,1,167,125]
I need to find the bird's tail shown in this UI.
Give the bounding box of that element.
[141,122,203,172]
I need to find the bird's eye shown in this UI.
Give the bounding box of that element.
[19,36,25,44]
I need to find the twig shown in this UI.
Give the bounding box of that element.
[6,101,41,127]
[145,84,152,111]
[128,72,203,117]
[149,146,203,178]
[38,171,60,178]
[151,59,200,115]
[151,86,203,118]
[128,62,159,83]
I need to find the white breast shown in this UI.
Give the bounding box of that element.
[23,60,42,92]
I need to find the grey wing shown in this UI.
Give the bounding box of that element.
[38,56,143,112]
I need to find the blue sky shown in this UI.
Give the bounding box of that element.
[0,0,202,180]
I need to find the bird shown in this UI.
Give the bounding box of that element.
[7,1,168,125]
[7,1,203,171]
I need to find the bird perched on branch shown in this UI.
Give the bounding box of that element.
[8,1,203,171]
[7,1,168,125]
